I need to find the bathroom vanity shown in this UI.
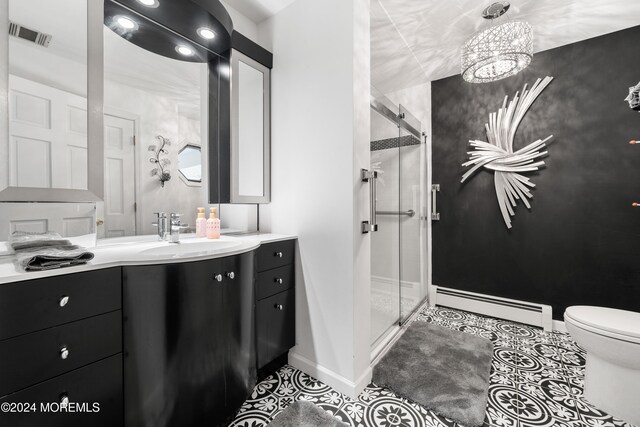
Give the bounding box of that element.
[0,235,296,427]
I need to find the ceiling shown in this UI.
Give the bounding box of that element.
[222,0,297,23]
[372,0,640,93]
[9,0,87,63]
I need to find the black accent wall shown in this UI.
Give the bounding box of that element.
[432,26,640,320]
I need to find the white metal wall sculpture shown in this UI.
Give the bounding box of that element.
[461,76,554,229]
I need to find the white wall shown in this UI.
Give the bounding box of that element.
[257,0,372,397]
[221,1,259,42]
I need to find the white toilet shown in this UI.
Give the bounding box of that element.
[564,306,640,426]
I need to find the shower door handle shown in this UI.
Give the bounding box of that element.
[431,184,440,221]
[362,169,378,233]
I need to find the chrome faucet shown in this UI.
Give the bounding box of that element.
[153,212,189,242]
[168,213,189,243]
[152,212,169,241]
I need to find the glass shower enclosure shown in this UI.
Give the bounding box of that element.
[370,88,428,350]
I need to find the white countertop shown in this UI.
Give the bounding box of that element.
[0,233,296,285]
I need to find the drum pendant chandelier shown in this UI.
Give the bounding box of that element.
[462,2,533,83]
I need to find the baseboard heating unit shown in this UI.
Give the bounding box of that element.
[430,285,553,331]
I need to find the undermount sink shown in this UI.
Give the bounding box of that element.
[139,239,242,257]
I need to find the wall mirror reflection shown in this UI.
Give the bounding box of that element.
[100,0,209,238]
[5,0,88,191]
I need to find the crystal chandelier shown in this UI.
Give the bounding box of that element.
[461,2,533,83]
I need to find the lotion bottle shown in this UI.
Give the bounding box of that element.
[195,208,206,237]
[206,207,220,239]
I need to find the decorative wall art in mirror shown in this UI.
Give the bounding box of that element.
[0,0,103,203]
[461,76,554,229]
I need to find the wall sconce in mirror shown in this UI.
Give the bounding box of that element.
[461,76,554,229]
[178,144,202,186]
[149,135,171,187]
[625,81,640,112]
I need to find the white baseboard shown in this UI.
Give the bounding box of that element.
[553,320,567,333]
[431,285,553,331]
[288,350,372,399]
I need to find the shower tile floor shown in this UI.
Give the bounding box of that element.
[229,306,634,427]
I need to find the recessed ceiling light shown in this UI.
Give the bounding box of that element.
[176,45,194,56]
[137,0,159,7]
[197,27,216,40]
[116,16,137,30]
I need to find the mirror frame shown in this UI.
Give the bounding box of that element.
[0,0,104,202]
[230,49,270,204]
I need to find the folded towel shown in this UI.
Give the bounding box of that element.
[9,231,95,272]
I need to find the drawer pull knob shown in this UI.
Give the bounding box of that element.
[274,278,283,284]
[59,296,69,307]
[226,272,235,279]
[274,251,283,258]
[275,304,284,311]
[60,346,69,360]
[213,274,223,282]
[60,394,70,408]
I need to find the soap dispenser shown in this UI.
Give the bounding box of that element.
[206,207,220,239]
[196,207,206,237]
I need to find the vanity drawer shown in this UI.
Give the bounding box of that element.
[0,311,122,397]
[257,264,294,300]
[0,354,123,427]
[256,289,295,369]
[0,268,121,341]
[257,240,295,272]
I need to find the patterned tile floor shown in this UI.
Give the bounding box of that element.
[229,306,635,427]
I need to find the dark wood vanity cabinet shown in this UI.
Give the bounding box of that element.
[0,242,296,427]
[0,268,123,427]
[256,240,296,370]
[122,252,256,427]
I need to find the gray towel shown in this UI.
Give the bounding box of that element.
[9,231,94,271]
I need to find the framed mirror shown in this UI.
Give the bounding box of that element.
[0,0,103,202]
[231,49,271,203]
[100,0,216,238]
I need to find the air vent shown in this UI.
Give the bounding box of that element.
[8,21,51,47]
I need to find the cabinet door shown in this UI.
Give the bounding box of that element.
[123,258,227,427]
[123,254,256,427]
[221,252,256,412]
[257,289,295,369]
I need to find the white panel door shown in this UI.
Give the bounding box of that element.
[104,115,136,238]
[8,75,88,189]
[0,203,96,241]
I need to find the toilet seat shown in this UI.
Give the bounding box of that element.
[565,306,640,345]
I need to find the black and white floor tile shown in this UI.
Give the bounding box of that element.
[229,306,636,427]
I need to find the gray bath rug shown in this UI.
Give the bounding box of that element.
[372,321,493,427]
[267,401,349,427]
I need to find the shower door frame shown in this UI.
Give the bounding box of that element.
[369,90,428,351]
